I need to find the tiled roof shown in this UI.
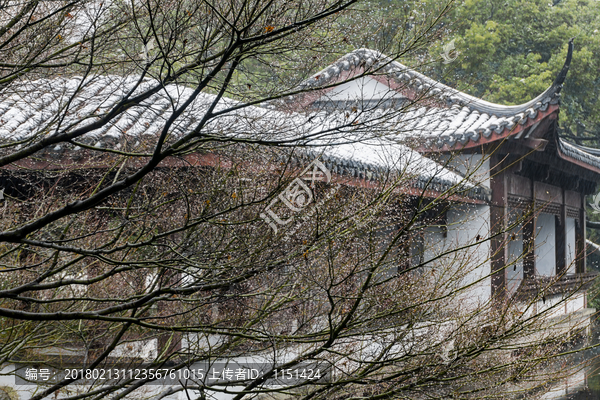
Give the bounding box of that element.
[0,75,488,201]
[296,146,490,201]
[557,140,600,173]
[0,75,307,153]
[282,40,600,175]
[286,42,572,151]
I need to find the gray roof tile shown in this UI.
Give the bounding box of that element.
[558,140,600,171]
[286,42,578,153]
[0,74,490,200]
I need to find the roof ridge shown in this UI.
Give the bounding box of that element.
[297,41,574,117]
[552,38,574,89]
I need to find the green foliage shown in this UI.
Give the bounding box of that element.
[440,0,600,142]
[361,0,600,144]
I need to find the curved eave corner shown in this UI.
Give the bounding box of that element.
[278,41,574,154]
[422,104,560,153]
[557,138,600,174]
[425,39,574,152]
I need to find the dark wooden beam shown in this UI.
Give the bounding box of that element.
[490,155,507,301]
[555,212,566,275]
[576,216,585,274]
[522,138,548,151]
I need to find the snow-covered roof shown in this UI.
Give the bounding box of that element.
[0,75,489,201]
[0,75,309,151]
[283,47,564,150]
[297,145,490,201]
[281,41,600,174]
[557,140,600,174]
[297,48,565,115]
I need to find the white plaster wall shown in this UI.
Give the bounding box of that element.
[535,213,556,276]
[415,203,492,306]
[323,76,404,102]
[566,293,585,314]
[111,339,158,361]
[181,333,226,352]
[409,235,424,267]
[566,217,577,274]
[422,226,446,265]
[537,294,565,320]
[536,293,586,319]
[444,203,491,305]
[506,220,524,295]
[540,369,586,399]
[439,153,490,189]
[48,272,88,298]
[0,364,16,393]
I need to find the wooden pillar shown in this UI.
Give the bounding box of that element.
[555,199,566,276]
[583,206,587,273]
[523,209,535,279]
[490,162,507,301]
[576,206,586,274]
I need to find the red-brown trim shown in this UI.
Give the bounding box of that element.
[419,107,560,153]
[1,151,488,205]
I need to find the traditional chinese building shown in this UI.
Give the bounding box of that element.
[1,41,599,400]
[281,40,598,324]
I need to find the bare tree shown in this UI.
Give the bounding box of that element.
[0,0,594,399]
